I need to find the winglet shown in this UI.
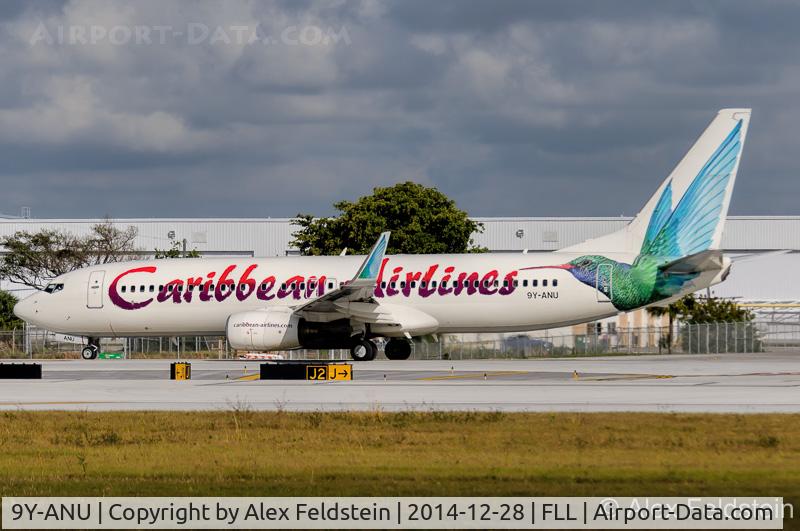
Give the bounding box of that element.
[351,231,390,285]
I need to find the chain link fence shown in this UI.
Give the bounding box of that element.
[0,321,794,360]
[415,322,766,359]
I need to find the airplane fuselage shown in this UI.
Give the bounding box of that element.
[15,251,699,338]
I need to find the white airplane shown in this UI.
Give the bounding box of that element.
[14,109,751,361]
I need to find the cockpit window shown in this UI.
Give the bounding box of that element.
[43,283,64,294]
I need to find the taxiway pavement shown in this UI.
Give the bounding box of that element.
[0,353,798,413]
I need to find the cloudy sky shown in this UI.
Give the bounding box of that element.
[0,0,798,219]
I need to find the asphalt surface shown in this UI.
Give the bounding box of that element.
[0,354,798,412]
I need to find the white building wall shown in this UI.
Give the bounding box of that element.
[5,216,799,256]
[0,218,296,257]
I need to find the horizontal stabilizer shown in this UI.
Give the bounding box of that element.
[658,250,725,275]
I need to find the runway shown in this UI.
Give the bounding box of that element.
[1,353,799,413]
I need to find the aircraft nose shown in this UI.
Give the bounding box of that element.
[13,295,38,322]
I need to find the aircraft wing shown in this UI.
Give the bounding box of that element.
[293,232,390,317]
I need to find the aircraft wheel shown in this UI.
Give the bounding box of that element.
[350,338,376,362]
[81,345,98,360]
[384,338,412,360]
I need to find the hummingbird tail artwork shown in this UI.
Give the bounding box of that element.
[525,109,751,312]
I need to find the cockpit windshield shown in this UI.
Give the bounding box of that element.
[43,283,64,294]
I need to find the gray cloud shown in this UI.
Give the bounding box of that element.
[0,0,798,218]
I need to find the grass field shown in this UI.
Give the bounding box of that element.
[0,410,797,524]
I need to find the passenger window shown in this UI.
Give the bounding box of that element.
[260,284,267,291]
[400,281,406,289]
[121,286,126,293]
[432,281,437,288]
[381,282,386,288]
[523,279,528,287]
[464,280,469,287]
[149,285,154,292]
[178,285,183,292]
[543,279,548,287]
[513,280,518,287]
[553,279,558,287]
[300,283,305,290]
[503,280,508,287]
[390,282,396,289]
[473,280,479,287]
[328,282,334,289]
[533,280,538,287]
[281,283,286,290]
[421,281,427,288]
[159,285,164,292]
[494,280,499,287]
[130,285,135,293]
[442,281,447,288]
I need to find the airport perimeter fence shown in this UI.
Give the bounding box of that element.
[0,321,795,360]
[415,321,766,360]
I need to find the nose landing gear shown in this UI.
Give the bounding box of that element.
[81,338,100,360]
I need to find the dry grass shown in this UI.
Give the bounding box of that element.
[0,410,797,508]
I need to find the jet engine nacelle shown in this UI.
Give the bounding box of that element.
[226,307,301,351]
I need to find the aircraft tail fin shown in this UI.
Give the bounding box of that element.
[561,109,751,260]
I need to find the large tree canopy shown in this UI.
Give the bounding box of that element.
[0,221,139,290]
[291,182,484,255]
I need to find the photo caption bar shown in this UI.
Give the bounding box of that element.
[1,497,789,529]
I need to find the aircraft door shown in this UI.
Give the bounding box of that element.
[596,264,613,303]
[87,270,105,308]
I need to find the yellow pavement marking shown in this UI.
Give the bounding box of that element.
[420,370,528,381]
[580,374,674,381]
[236,374,260,381]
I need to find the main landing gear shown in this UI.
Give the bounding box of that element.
[348,337,413,361]
[349,338,377,362]
[81,338,100,360]
[384,338,412,360]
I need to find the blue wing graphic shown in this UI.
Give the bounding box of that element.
[640,119,742,258]
[643,180,672,251]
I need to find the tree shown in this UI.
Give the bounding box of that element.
[646,303,682,354]
[676,294,754,323]
[647,294,755,353]
[0,221,140,290]
[154,240,201,259]
[0,290,22,330]
[86,219,139,264]
[291,182,485,255]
